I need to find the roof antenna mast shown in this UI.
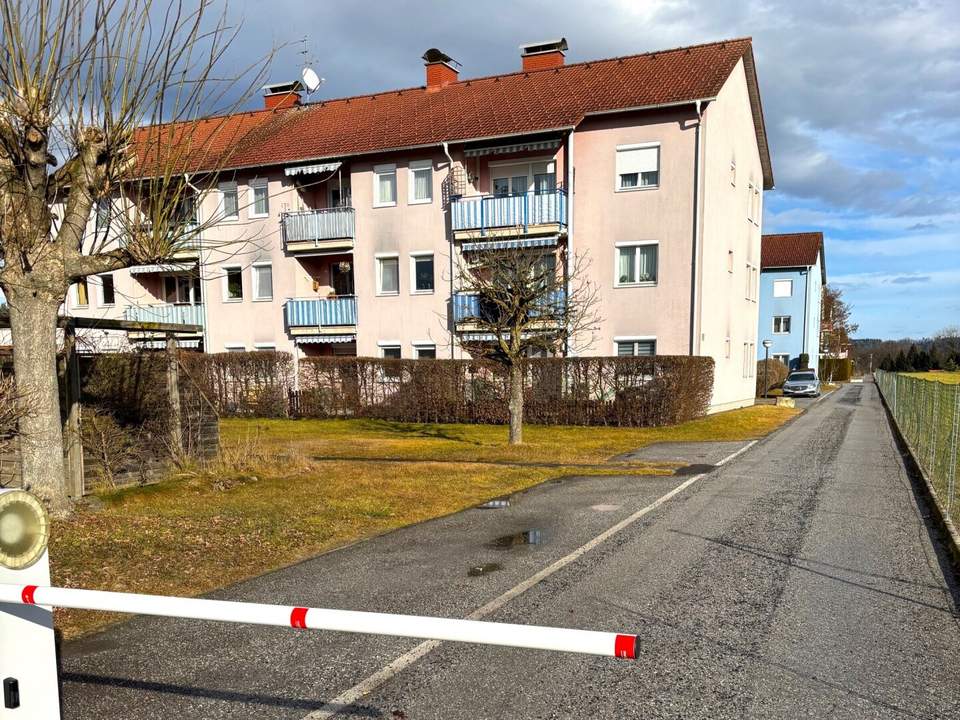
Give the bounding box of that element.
[299,35,325,98]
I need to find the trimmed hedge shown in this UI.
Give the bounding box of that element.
[295,356,714,427]
[819,357,853,382]
[756,359,789,397]
[180,351,294,417]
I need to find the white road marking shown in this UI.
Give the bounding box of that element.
[304,440,760,719]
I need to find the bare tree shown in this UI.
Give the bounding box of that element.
[455,245,600,444]
[0,0,271,513]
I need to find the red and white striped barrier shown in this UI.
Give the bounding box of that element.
[0,584,639,659]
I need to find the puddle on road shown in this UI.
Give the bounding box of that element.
[488,529,543,549]
[467,562,503,577]
[673,463,716,476]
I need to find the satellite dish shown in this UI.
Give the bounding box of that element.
[301,67,324,95]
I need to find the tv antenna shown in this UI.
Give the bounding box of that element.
[299,36,325,98]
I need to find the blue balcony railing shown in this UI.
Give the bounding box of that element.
[282,208,355,247]
[286,296,358,328]
[453,289,566,324]
[123,303,204,327]
[450,190,567,235]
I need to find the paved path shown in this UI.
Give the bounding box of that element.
[61,381,960,719]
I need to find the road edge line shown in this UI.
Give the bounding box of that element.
[303,440,759,719]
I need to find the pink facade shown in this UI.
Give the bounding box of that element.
[65,56,766,411]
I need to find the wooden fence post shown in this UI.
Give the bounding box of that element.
[166,334,183,458]
[61,324,85,498]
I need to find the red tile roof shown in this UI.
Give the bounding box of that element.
[137,38,773,188]
[761,232,826,278]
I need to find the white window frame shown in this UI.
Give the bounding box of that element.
[412,342,437,359]
[773,279,793,298]
[772,353,790,365]
[224,343,246,352]
[373,163,397,208]
[615,142,660,192]
[488,156,556,195]
[407,159,433,205]
[375,253,400,296]
[98,273,116,307]
[249,178,269,218]
[378,341,402,359]
[409,251,435,295]
[613,241,658,287]
[252,262,273,302]
[613,335,657,356]
[772,315,792,335]
[222,265,244,302]
[219,181,239,221]
[254,342,277,351]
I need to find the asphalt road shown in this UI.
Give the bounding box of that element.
[60,381,960,719]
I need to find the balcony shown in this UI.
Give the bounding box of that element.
[453,289,566,329]
[282,208,356,255]
[123,303,204,338]
[450,190,567,242]
[285,296,358,336]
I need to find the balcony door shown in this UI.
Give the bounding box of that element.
[490,160,556,195]
[164,274,202,305]
[330,261,354,296]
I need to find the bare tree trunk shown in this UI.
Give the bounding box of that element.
[508,362,524,445]
[7,294,71,515]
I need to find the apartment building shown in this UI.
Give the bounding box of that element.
[757,232,826,371]
[65,37,773,411]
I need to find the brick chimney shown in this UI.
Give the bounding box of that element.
[520,38,568,71]
[262,81,303,110]
[422,48,460,91]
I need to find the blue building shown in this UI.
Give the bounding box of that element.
[757,232,825,371]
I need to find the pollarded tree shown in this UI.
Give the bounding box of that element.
[455,246,600,444]
[0,0,271,513]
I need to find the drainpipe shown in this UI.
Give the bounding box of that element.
[184,174,210,353]
[688,101,704,356]
[443,141,456,358]
[565,129,575,357]
[801,268,810,366]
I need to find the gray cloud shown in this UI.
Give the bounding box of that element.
[890,275,931,284]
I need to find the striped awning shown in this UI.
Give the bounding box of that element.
[136,339,201,349]
[462,236,559,252]
[463,140,561,158]
[129,262,196,275]
[295,335,356,345]
[285,161,342,177]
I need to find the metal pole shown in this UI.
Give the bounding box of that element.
[948,384,960,513]
[0,583,640,660]
[763,345,770,398]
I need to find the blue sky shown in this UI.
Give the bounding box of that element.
[217,0,959,340]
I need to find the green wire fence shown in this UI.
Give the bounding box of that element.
[875,370,960,529]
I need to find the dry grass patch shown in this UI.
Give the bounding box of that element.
[51,404,798,640]
[904,371,960,385]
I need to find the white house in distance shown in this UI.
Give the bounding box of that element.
[64,37,774,412]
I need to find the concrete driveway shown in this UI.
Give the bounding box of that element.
[61,382,960,719]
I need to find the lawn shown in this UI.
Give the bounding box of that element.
[50,404,798,640]
[904,371,960,384]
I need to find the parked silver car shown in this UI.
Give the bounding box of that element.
[782,370,821,397]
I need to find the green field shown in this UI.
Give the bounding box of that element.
[903,371,960,384]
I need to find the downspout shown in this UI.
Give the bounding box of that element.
[442,141,456,358]
[688,101,704,356]
[184,174,210,353]
[564,129,575,357]
[802,268,810,365]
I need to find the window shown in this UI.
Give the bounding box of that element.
[374,164,397,207]
[727,250,734,273]
[410,253,435,294]
[219,182,239,220]
[376,255,400,295]
[743,342,757,378]
[224,266,243,301]
[75,279,89,307]
[100,274,116,306]
[490,161,556,196]
[252,263,273,301]
[250,179,269,217]
[745,263,758,301]
[254,343,276,352]
[616,144,660,191]
[225,344,245,352]
[773,279,793,297]
[165,275,201,304]
[615,338,656,356]
[747,182,761,224]
[730,159,737,187]
[773,315,792,334]
[533,161,556,194]
[408,160,433,204]
[615,243,658,286]
[772,353,790,365]
[175,193,197,224]
[95,199,111,231]
[414,344,437,359]
[725,337,731,359]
